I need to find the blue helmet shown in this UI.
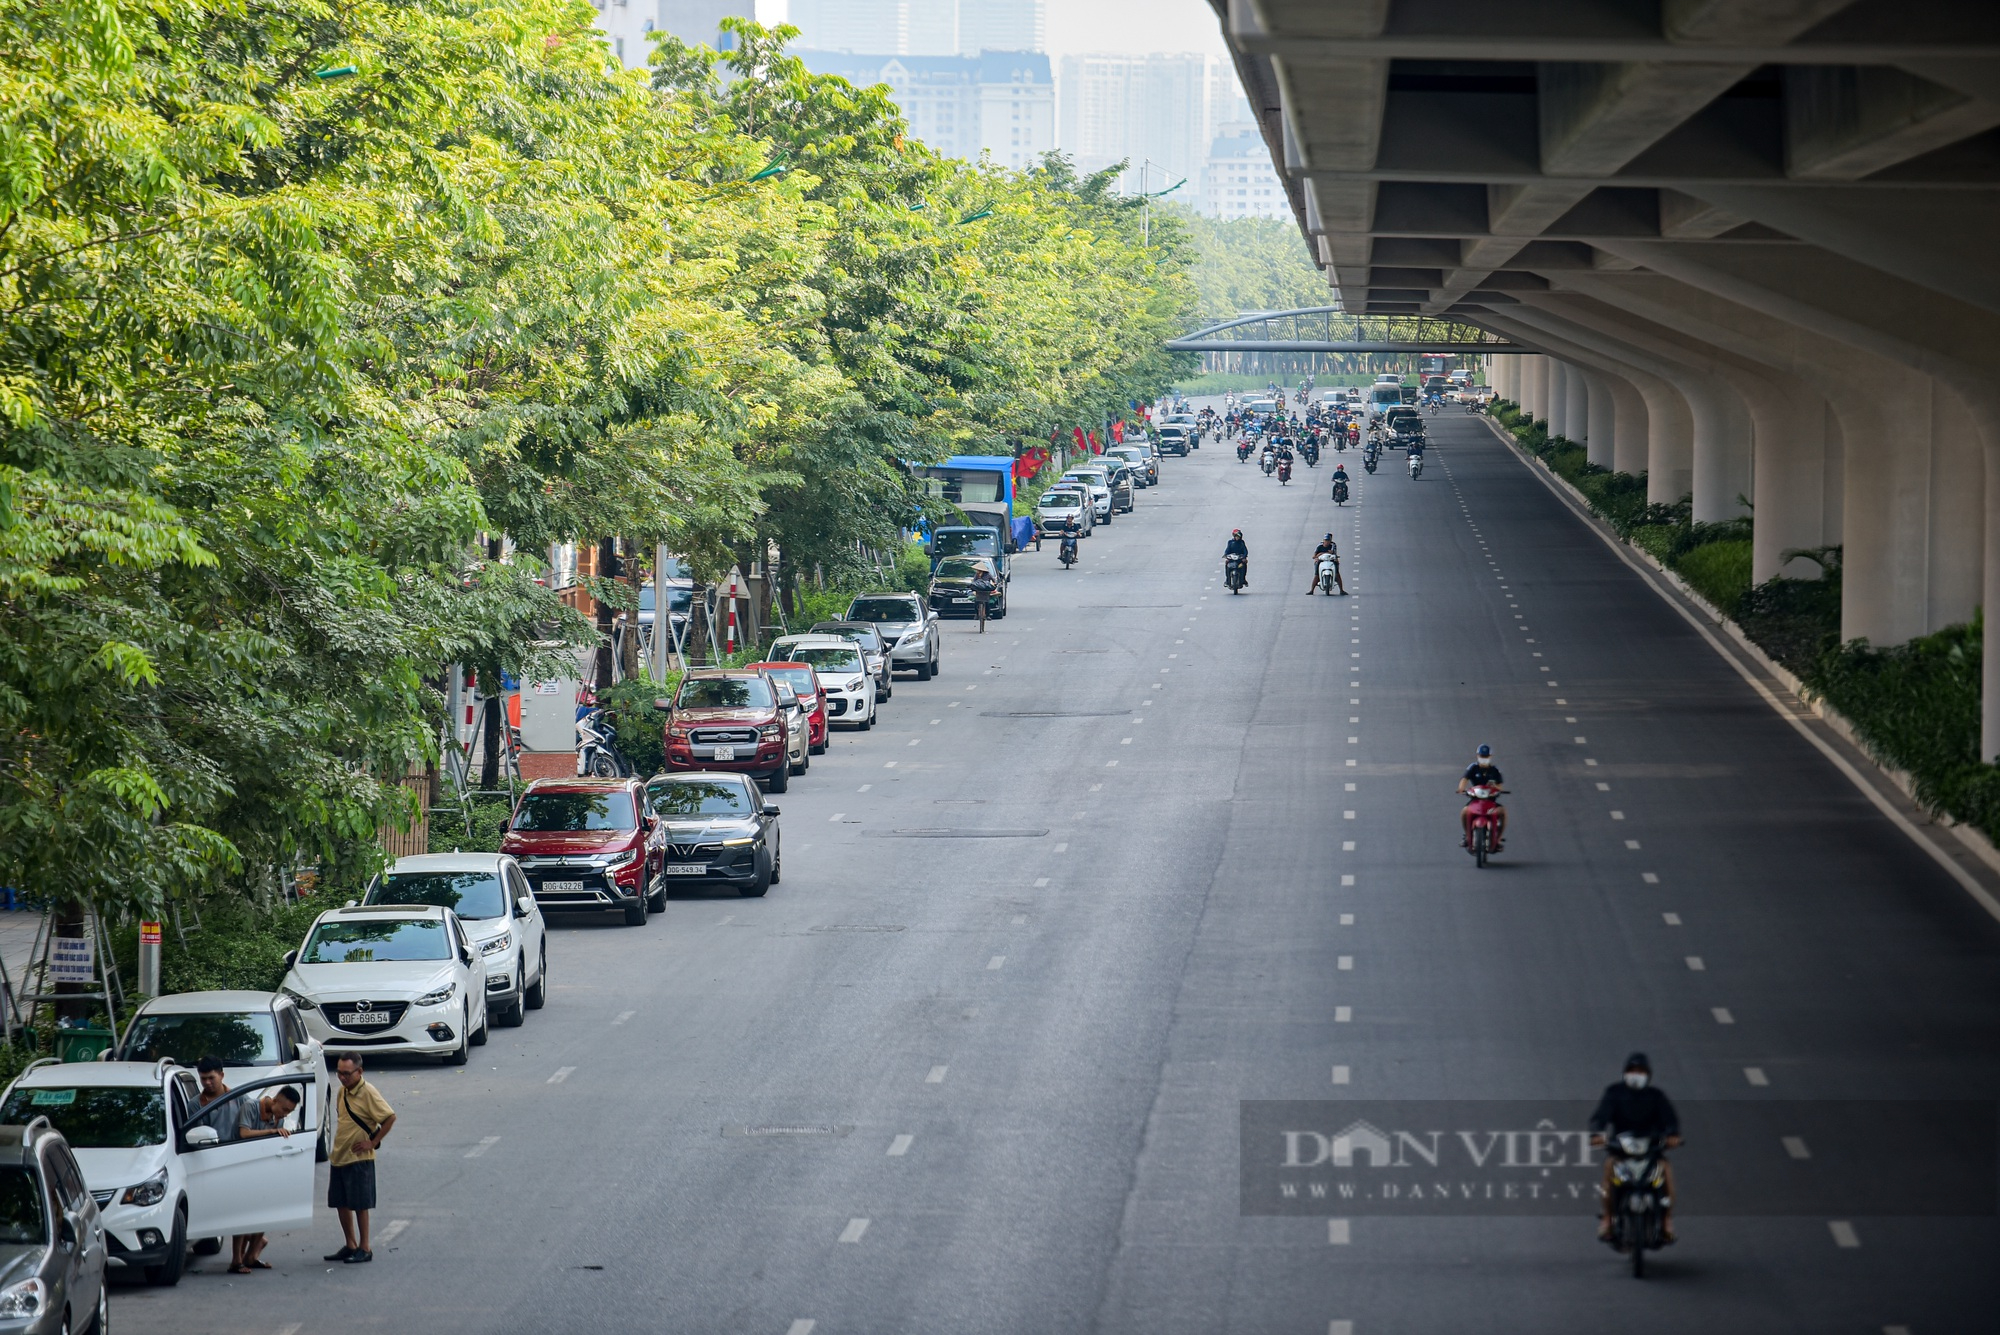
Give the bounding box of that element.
[1476,744,1492,759]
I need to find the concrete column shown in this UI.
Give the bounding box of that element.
[1603,373,1650,477]
[1530,355,1551,424]
[1581,369,1616,468]
[1685,371,1753,523]
[1549,361,1571,439]
[1565,364,1590,447]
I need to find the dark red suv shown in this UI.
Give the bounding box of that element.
[500,778,665,926]
[660,669,793,791]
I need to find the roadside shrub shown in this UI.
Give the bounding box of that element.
[1810,617,1991,820]
[1673,539,1752,619]
[890,539,932,594]
[598,673,681,777]
[1736,566,1841,675]
[107,893,338,996]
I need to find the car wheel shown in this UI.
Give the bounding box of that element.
[470,1003,489,1046]
[144,1205,187,1286]
[770,851,781,884]
[646,875,668,913]
[739,855,772,898]
[526,950,548,1009]
[86,1282,106,1335]
[857,710,872,732]
[500,969,527,1026]
[880,678,892,700]
[915,657,932,681]
[810,739,826,755]
[766,763,789,794]
[928,653,940,678]
[790,750,807,776]
[444,1007,471,1064]
[623,893,649,927]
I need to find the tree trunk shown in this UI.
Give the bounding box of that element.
[479,672,502,791]
[595,538,617,689]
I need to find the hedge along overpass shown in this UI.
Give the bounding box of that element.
[1212,0,2000,759]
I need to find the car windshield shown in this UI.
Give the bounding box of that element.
[789,647,863,671]
[759,667,818,696]
[0,1087,165,1148]
[1040,494,1081,509]
[0,1169,42,1245]
[848,598,921,622]
[934,558,989,580]
[817,626,881,650]
[120,1011,282,1065]
[649,779,753,816]
[676,678,773,710]
[301,917,450,964]
[371,870,508,920]
[512,791,637,831]
[930,532,996,558]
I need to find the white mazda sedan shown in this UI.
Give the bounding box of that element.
[280,904,489,1066]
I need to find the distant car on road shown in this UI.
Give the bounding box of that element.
[1037,486,1093,534]
[769,635,877,730]
[748,661,829,753]
[503,777,666,924]
[809,622,894,699]
[645,772,782,898]
[843,592,942,679]
[659,671,797,791]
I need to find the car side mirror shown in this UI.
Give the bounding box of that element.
[186,1126,219,1147]
[653,698,672,712]
[516,895,534,918]
[283,950,298,967]
[764,804,781,817]
[499,816,511,834]
[58,1216,76,1248]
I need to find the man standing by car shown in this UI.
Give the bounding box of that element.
[325,1055,396,1265]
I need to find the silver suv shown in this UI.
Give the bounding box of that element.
[0,1120,106,1334]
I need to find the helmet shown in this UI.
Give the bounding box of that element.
[1624,1051,1651,1073]
[1231,529,1242,537]
[1323,534,1333,542]
[1476,744,1492,759]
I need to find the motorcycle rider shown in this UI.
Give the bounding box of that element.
[1058,517,1080,567]
[1306,534,1345,595]
[1590,1053,1681,1244]
[1456,744,1505,848]
[1224,529,1250,587]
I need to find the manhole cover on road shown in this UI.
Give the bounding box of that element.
[809,924,907,933]
[722,1125,854,1138]
[982,710,1128,718]
[862,828,1050,838]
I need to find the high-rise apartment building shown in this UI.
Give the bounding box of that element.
[1202,125,1290,220]
[796,50,1055,168]
[1055,53,1244,205]
[589,0,751,68]
[789,0,1043,58]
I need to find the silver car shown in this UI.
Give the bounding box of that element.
[843,592,941,680]
[0,1121,105,1334]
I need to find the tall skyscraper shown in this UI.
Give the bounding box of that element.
[1203,124,1290,220]
[589,0,752,68]
[1056,53,1234,202]
[789,0,1044,57]
[795,50,1055,169]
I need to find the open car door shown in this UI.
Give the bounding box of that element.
[177,1074,316,1237]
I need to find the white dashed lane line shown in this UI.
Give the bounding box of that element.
[839,1218,870,1244]
[926,1065,947,1084]
[887,1134,913,1157]
[1745,1067,1770,1086]
[547,1067,575,1084]
[465,1136,501,1159]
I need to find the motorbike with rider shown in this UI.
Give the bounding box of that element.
[1457,744,1505,853]
[1330,463,1350,506]
[1591,1052,1682,1268]
[1306,534,1345,595]
[1224,529,1249,592]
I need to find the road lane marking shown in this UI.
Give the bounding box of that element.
[926,1065,947,1083]
[1783,1137,1811,1160]
[1610,811,1625,820]
[1013,915,1027,924]
[466,1136,501,1158]
[1345,783,1356,791]
[1345,759,1356,767]
[1643,872,1660,884]
[1584,758,1598,766]
[1829,1221,1860,1248]
[908,738,920,746]
[1332,1065,1351,1085]
[1107,760,1120,766]
[839,1218,871,1243]
[1089,783,1102,791]
[1347,736,1358,744]
[1662,913,1681,925]
[548,1067,575,1083]
[1335,1006,1351,1022]
[1328,1219,1351,1245]
[1054,842,1068,852]
[787,1322,816,1335]
[857,784,871,792]
[612,1010,635,1025]
[1596,782,1611,791]
[830,813,846,822]
[930,718,940,725]
[1034,877,1049,887]
[377,1219,410,1245]
[1343,841,1355,851]
[1686,956,1705,970]
[1712,1008,1735,1024]
[1344,810,1356,819]
[1340,914,1354,925]
[1340,874,1355,886]
[888,1135,913,1157]
[1625,839,1641,849]
[1745,1067,1770,1086]
[1121,737,1132,744]
[1337,956,1353,970]
[987,956,1005,970]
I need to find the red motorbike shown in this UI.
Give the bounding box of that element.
[1462,784,1507,867]
[1276,457,1293,485]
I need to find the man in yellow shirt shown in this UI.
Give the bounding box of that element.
[324,1054,396,1264]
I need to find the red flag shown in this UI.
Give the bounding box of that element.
[1072,426,1086,451]
[1112,420,1124,443]
[1088,430,1100,453]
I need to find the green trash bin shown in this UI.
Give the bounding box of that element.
[54,1028,113,1063]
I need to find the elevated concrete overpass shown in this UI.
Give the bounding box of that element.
[1212,0,2000,756]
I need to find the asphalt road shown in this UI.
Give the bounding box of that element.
[120,404,2000,1334]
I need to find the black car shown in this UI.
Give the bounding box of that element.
[928,557,1006,619]
[645,773,782,898]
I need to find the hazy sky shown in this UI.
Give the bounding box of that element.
[759,0,1232,59]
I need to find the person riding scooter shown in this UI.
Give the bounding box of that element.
[1306,534,1345,595]
[1058,518,1080,569]
[1590,1053,1681,1245]
[1224,529,1249,587]
[1457,744,1505,848]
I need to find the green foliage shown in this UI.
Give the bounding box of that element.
[1177,212,1330,324]
[597,674,682,777]
[107,895,337,997]
[1673,540,1753,619]
[1736,563,1843,675]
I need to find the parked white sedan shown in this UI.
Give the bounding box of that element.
[363,853,549,1028]
[280,904,489,1065]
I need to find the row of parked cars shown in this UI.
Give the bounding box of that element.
[1031,425,1183,537]
[0,597,959,1312]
